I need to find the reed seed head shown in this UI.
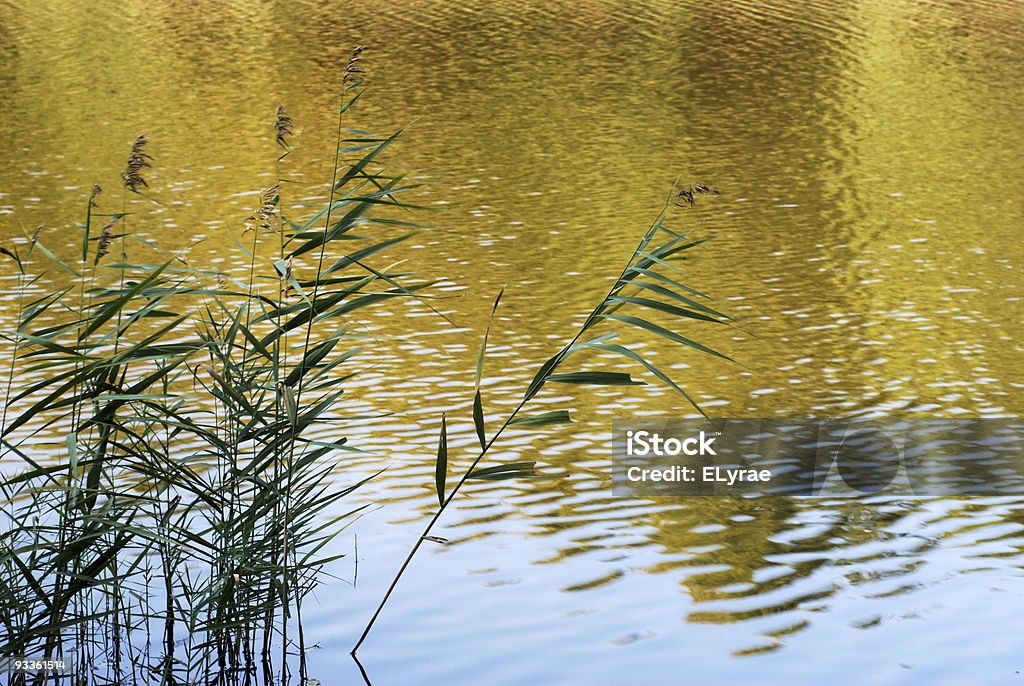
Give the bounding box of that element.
[95,217,118,261]
[274,105,295,149]
[90,184,102,207]
[676,183,720,208]
[244,185,280,234]
[28,225,45,255]
[342,45,369,90]
[122,133,153,193]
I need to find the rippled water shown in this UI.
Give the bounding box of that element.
[1,0,1023,683]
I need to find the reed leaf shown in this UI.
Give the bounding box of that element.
[434,415,448,507]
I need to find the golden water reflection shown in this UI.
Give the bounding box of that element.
[1,0,1022,683]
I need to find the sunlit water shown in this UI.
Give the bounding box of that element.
[1,0,1022,683]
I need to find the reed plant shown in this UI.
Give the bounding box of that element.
[0,47,732,684]
[353,182,732,652]
[0,46,432,684]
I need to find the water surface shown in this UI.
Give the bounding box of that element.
[1,0,1022,683]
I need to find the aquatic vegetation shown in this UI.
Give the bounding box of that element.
[355,182,733,653]
[273,106,295,151]
[0,46,730,683]
[121,133,153,194]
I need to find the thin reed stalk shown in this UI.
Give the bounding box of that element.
[353,183,732,653]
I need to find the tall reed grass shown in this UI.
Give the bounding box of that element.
[0,49,731,683]
[0,47,432,684]
[354,182,732,652]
